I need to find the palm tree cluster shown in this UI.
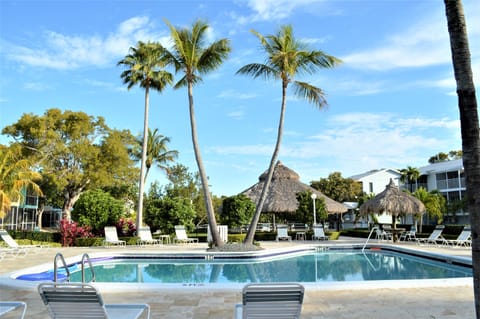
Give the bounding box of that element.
[118,22,341,247]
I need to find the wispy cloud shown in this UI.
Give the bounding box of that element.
[3,16,166,70]
[218,89,257,99]
[233,0,324,24]
[23,82,50,91]
[342,2,479,71]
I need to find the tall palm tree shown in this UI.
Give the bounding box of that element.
[118,41,173,228]
[162,19,231,247]
[237,25,341,244]
[399,166,420,192]
[444,1,479,316]
[0,145,42,219]
[132,128,179,183]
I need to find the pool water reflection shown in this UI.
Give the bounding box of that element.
[69,250,472,284]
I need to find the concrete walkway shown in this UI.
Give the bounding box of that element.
[0,238,475,318]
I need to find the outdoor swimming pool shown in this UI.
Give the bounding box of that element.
[57,248,471,284]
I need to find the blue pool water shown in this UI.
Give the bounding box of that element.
[66,250,472,284]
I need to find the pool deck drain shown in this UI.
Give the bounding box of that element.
[0,237,474,318]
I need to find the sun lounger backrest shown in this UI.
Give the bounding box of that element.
[242,283,304,319]
[138,227,153,241]
[457,227,471,241]
[105,227,120,242]
[313,226,325,237]
[175,225,188,240]
[38,283,107,318]
[428,225,445,240]
[277,226,289,237]
[0,230,19,248]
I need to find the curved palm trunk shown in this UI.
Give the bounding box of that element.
[187,81,222,246]
[444,1,479,317]
[244,81,288,244]
[137,86,150,228]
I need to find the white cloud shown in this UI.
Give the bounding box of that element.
[23,82,50,91]
[234,0,324,24]
[218,89,257,99]
[4,16,164,70]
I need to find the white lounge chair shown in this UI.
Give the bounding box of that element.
[235,283,304,319]
[312,225,329,241]
[0,301,27,319]
[416,225,445,245]
[174,225,198,244]
[375,228,392,241]
[0,229,41,255]
[276,225,291,242]
[137,226,161,246]
[38,282,150,319]
[103,227,126,246]
[443,227,471,247]
[399,227,416,241]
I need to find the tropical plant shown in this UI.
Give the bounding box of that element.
[0,144,42,218]
[131,128,178,183]
[311,172,363,202]
[220,194,255,230]
[118,41,174,228]
[236,24,341,244]
[72,189,125,234]
[444,1,479,316]
[2,109,138,220]
[413,188,446,227]
[428,150,463,163]
[399,166,420,192]
[296,191,327,226]
[161,19,231,247]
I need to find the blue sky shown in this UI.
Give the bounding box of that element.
[1,0,479,197]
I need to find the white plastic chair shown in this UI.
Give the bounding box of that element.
[137,226,161,246]
[276,225,291,241]
[38,282,150,319]
[312,225,329,240]
[103,227,126,246]
[174,225,198,244]
[235,283,304,319]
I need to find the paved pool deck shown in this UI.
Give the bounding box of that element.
[0,237,475,318]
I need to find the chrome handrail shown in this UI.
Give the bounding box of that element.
[53,252,70,282]
[362,226,378,253]
[80,253,95,283]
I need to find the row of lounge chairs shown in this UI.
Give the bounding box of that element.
[103,225,198,246]
[5,282,303,319]
[276,225,329,241]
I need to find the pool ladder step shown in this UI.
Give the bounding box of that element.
[53,252,96,283]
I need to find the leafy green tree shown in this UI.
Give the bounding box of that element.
[444,2,480,313]
[0,144,42,218]
[428,150,463,163]
[220,194,255,230]
[310,172,363,202]
[2,109,138,219]
[162,19,231,247]
[237,25,341,244]
[118,41,174,228]
[72,189,124,234]
[144,196,196,235]
[131,128,178,183]
[296,191,327,226]
[399,166,420,192]
[413,188,446,226]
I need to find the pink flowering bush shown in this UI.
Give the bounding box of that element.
[116,217,136,236]
[59,218,93,247]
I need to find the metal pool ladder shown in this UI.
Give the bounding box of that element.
[362,226,379,253]
[53,252,95,283]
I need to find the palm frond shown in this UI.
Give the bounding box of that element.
[236,63,279,80]
[292,81,327,108]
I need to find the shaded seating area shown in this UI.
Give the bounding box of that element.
[103,227,126,246]
[174,225,198,244]
[416,225,445,246]
[38,282,150,318]
[137,226,161,246]
[235,283,304,319]
[312,225,329,241]
[276,225,291,241]
[0,301,27,319]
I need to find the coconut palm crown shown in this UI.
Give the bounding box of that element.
[237,24,341,244]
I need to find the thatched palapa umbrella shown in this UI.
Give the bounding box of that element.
[241,161,347,216]
[359,178,425,241]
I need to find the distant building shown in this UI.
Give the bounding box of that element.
[404,159,467,224]
[350,169,401,194]
[1,187,39,231]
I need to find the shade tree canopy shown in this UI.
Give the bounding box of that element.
[2,108,139,219]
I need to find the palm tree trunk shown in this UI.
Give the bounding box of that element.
[137,86,149,228]
[187,81,222,246]
[444,1,479,317]
[244,81,288,244]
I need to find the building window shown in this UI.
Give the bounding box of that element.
[369,182,373,193]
